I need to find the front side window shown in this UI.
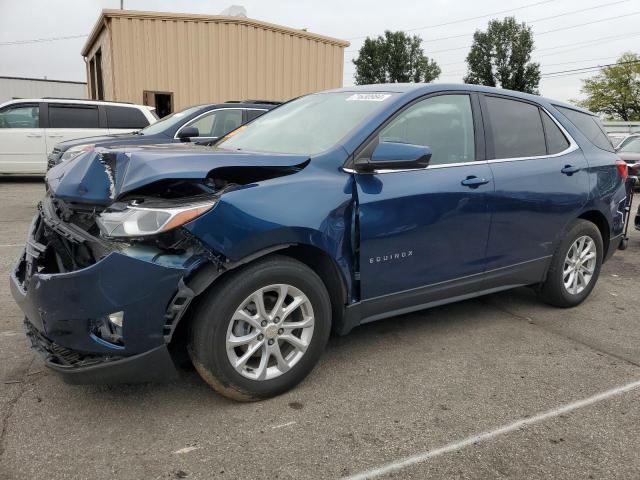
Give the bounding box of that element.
[218,92,398,155]
[106,106,149,129]
[485,96,546,159]
[379,94,475,165]
[184,109,244,138]
[555,106,614,152]
[49,104,99,128]
[0,104,39,129]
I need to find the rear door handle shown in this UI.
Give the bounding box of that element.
[48,134,64,138]
[26,133,42,138]
[461,176,490,188]
[561,165,581,175]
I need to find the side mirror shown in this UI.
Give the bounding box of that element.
[177,126,199,142]
[355,141,432,172]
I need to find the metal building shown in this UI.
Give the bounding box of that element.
[81,9,349,117]
[0,76,87,104]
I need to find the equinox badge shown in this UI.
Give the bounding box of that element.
[369,251,413,264]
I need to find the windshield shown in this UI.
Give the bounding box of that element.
[140,106,203,135]
[217,92,397,155]
[619,137,640,154]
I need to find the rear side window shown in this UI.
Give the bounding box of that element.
[555,106,613,152]
[48,104,99,128]
[106,106,149,129]
[0,103,39,128]
[485,96,546,159]
[246,109,267,121]
[540,110,570,154]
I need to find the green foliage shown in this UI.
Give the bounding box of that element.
[353,31,441,85]
[464,17,540,94]
[575,52,640,121]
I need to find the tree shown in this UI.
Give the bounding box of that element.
[464,17,540,94]
[353,31,441,85]
[576,52,640,121]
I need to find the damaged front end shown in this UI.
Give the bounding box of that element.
[11,145,309,383]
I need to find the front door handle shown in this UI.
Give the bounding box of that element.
[561,165,581,175]
[461,176,490,188]
[26,133,42,138]
[48,134,64,138]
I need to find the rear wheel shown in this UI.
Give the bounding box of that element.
[538,219,603,307]
[188,256,331,401]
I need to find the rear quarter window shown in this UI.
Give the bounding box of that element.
[555,106,614,152]
[106,106,150,129]
[540,110,570,154]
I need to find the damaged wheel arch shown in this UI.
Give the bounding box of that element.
[165,242,351,350]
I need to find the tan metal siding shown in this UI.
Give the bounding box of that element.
[94,13,346,110]
[85,26,114,100]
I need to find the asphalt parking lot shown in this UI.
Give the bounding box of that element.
[1,179,639,480]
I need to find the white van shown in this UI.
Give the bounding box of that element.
[0,98,157,174]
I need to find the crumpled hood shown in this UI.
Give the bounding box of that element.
[45,143,309,205]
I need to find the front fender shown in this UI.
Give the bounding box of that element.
[183,164,357,300]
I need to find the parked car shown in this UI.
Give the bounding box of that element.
[608,132,629,148]
[616,134,640,168]
[615,133,640,152]
[10,84,629,400]
[46,100,281,170]
[0,98,157,174]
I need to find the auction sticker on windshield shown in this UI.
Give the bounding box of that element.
[346,93,392,102]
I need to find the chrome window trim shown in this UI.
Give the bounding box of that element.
[486,105,579,164]
[173,108,245,139]
[345,105,579,174]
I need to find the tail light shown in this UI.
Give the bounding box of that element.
[616,159,628,181]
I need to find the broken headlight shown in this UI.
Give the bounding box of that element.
[96,200,217,238]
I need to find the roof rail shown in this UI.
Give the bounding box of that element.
[224,99,282,105]
[41,97,134,105]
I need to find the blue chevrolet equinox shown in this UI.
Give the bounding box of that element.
[11,84,629,400]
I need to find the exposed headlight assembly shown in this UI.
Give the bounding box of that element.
[96,200,217,238]
[60,144,95,162]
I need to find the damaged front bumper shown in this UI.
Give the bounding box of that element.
[9,201,203,384]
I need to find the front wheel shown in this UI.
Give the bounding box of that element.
[188,255,331,401]
[538,219,603,308]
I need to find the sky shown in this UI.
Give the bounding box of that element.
[0,0,638,102]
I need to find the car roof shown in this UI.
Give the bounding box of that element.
[186,101,280,110]
[322,83,595,116]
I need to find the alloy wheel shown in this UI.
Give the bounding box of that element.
[563,235,597,295]
[225,284,315,380]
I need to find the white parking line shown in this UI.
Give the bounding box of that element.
[272,421,297,429]
[342,379,640,480]
[0,244,21,247]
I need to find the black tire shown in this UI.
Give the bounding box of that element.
[188,255,331,401]
[538,219,603,308]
